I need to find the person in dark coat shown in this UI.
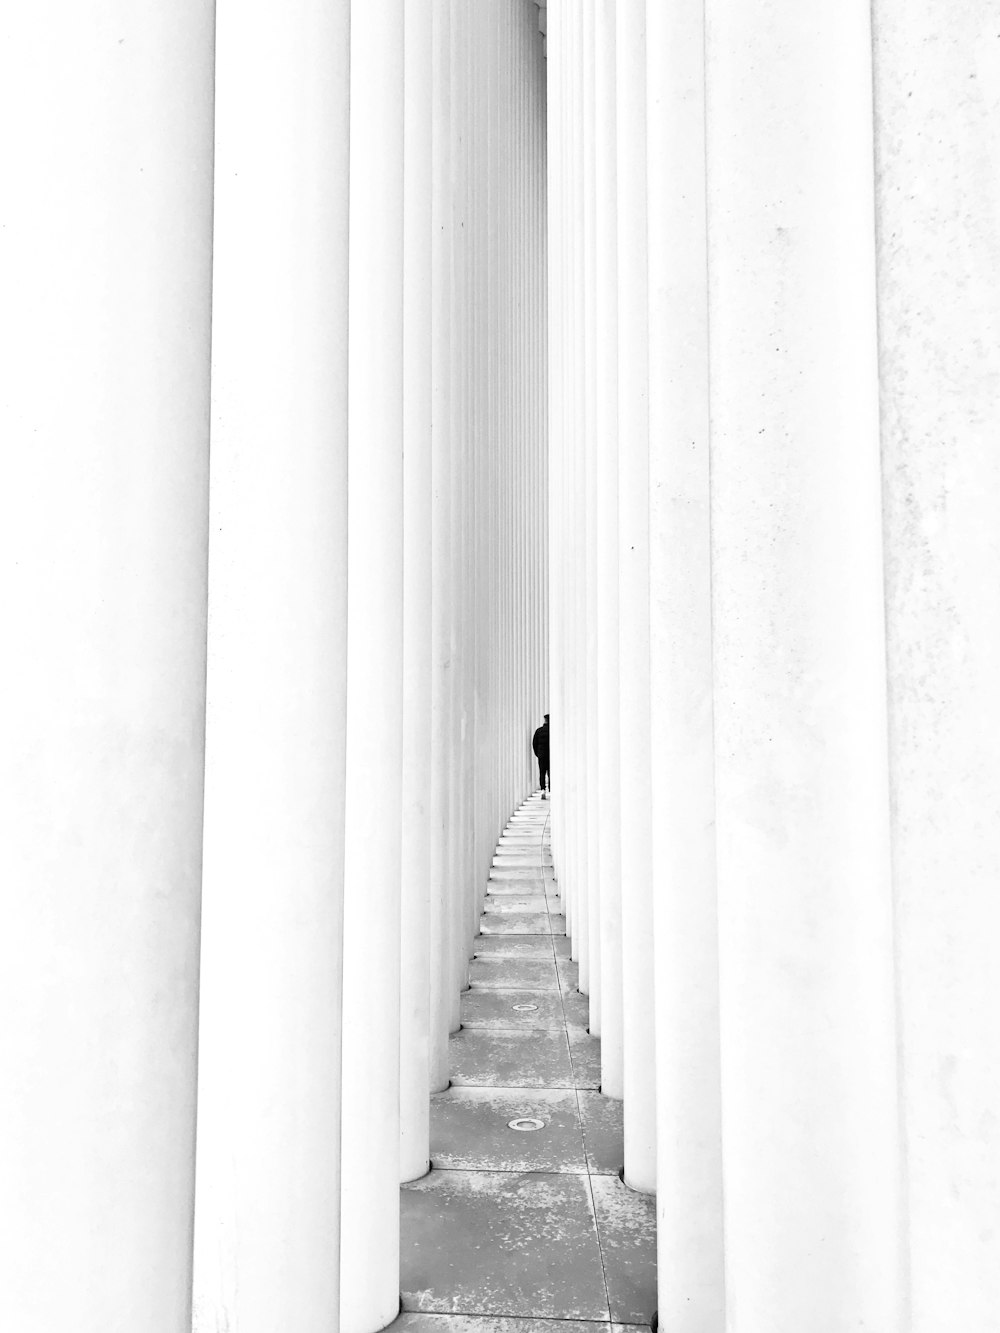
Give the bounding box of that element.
[532,713,550,798]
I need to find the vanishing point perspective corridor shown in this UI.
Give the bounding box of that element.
[3,1,999,1332]
[400,793,655,1323]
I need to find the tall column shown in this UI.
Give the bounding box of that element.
[645,0,725,1325]
[874,4,1000,1327]
[705,0,902,1325]
[557,3,572,922]
[192,3,350,1330]
[339,0,405,1327]
[0,5,214,1329]
[567,6,588,979]
[447,0,470,1023]
[594,0,624,1099]
[400,0,434,1186]
[582,0,602,1035]
[547,0,566,887]
[616,0,657,1194]
[429,0,454,1095]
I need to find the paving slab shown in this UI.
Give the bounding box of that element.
[479,912,553,935]
[489,878,555,892]
[577,1091,625,1175]
[400,1170,609,1320]
[556,956,580,990]
[473,935,559,959]
[468,955,559,991]
[450,1028,573,1089]
[461,988,566,1031]
[389,1316,619,1333]
[491,865,554,875]
[430,1087,586,1172]
[493,853,554,864]
[491,866,554,876]
[484,881,554,897]
[562,989,591,1029]
[483,894,551,914]
[566,1026,602,1090]
[490,866,555,881]
[589,1174,657,1324]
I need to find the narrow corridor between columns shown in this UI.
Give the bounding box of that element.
[394,794,656,1328]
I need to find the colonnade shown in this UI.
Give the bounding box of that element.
[547,2,1000,1331]
[0,4,546,1332]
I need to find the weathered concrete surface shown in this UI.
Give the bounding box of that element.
[430,1087,587,1173]
[399,795,655,1323]
[461,989,566,1031]
[449,1028,575,1089]
[468,956,560,991]
[401,1171,608,1318]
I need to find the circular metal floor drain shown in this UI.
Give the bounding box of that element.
[512,1003,538,1012]
[507,1117,546,1132]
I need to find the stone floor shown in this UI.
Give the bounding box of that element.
[394,793,656,1332]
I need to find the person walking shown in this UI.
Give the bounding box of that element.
[532,713,549,798]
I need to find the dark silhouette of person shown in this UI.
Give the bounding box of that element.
[532,714,549,798]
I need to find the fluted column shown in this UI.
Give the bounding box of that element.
[191,3,350,1329]
[567,6,588,978]
[616,0,657,1194]
[0,6,214,1329]
[594,0,622,1089]
[874,4,1000,1327]
[429,0,455,1095]
[645,0,724,1325]
[582,1,602,1035]
[705,0,902,1325]
[547,0,566,885]
[447,0,470,1021]
[400,0,434,1186]
[339,0,405,1326]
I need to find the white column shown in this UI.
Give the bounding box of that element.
[553,1,570,929]
[429,0,454,1095]
[560,5,576,933]
[645,0,725,1325]
[191,3,350,1330]
[582,0,602,1035]
[874,4,1000,1327]
[547,0,566,885]
[340,0,405,1327]
[538,17,549,729]
[474,1,490,864]
[705,0,902,1325]
[567,6,588,981]
[461,0,478,987]
[400,0,434,1186]
[594,0,624,1099]
[616,0,657,1194]
[447,0,470,1023]
[0,6,213,1329]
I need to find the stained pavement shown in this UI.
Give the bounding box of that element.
[394,793,656,1331]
